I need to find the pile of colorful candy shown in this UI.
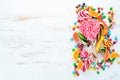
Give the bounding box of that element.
[71,3,120,77]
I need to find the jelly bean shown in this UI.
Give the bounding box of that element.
[72,70,76,74]
[102,67,105,71]
[117,61,120,64]
[73,62,77,67]
[70,38,74,41]
[114,36,118,40]
[110,7,113,10]
[97,71,100,74]
[72,48,75,51]
[107,65,110,68]
[74,22,77,25]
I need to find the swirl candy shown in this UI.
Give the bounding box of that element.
[78,10,90,21]
[79,19,100,41]
[104,40,113,49]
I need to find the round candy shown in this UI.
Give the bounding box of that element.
[78,10,90,21]
[104,40,113,48]
[80,50,89,58]
[79,19,100,41]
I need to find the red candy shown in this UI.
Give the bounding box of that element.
[78,10,90,21]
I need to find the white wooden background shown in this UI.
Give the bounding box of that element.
[0,0,120,80]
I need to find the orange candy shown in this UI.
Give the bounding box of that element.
[73,32,79,42]
[103,49,110,61]
[89,9,101,18]
[98,19,108,29]
[104,40,113,49]
[102,28,108,36]
[73,49,79,61]
[110,52,120,58]
[76,60,83,70]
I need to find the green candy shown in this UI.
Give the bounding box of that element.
[108,17,111,21]
[97,71,100,74]
[108,25,111,28]
[110,7,113,10]
[109,58,115,62]
[73,62,77,67]
[101,60,104,63]
[103,16,106,19]
[92,8,96,11]
[102,67,105,71]
[72,48,75,51]
[78,55,80,58]
[78,32,87,43]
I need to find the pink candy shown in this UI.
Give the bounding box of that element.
[79,19,100,41]
[78,10,90,21]
[81,59,92,72]
[80,50,89,58]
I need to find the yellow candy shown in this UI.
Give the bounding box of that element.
[96,36,104,53]
[76,8,80,11]
[73,49,79,61]
[72,25,77,28]
[89,6,93,9]
[87,66,92,70]
[108,15,111,18]
[117,61,120,64]
[73,73,77,77]
[112,20,115,23]
[93,68,97,71]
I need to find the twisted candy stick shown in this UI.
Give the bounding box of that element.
[81,59,92,72]
[95,20,108,53]
[95,36,104,53]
